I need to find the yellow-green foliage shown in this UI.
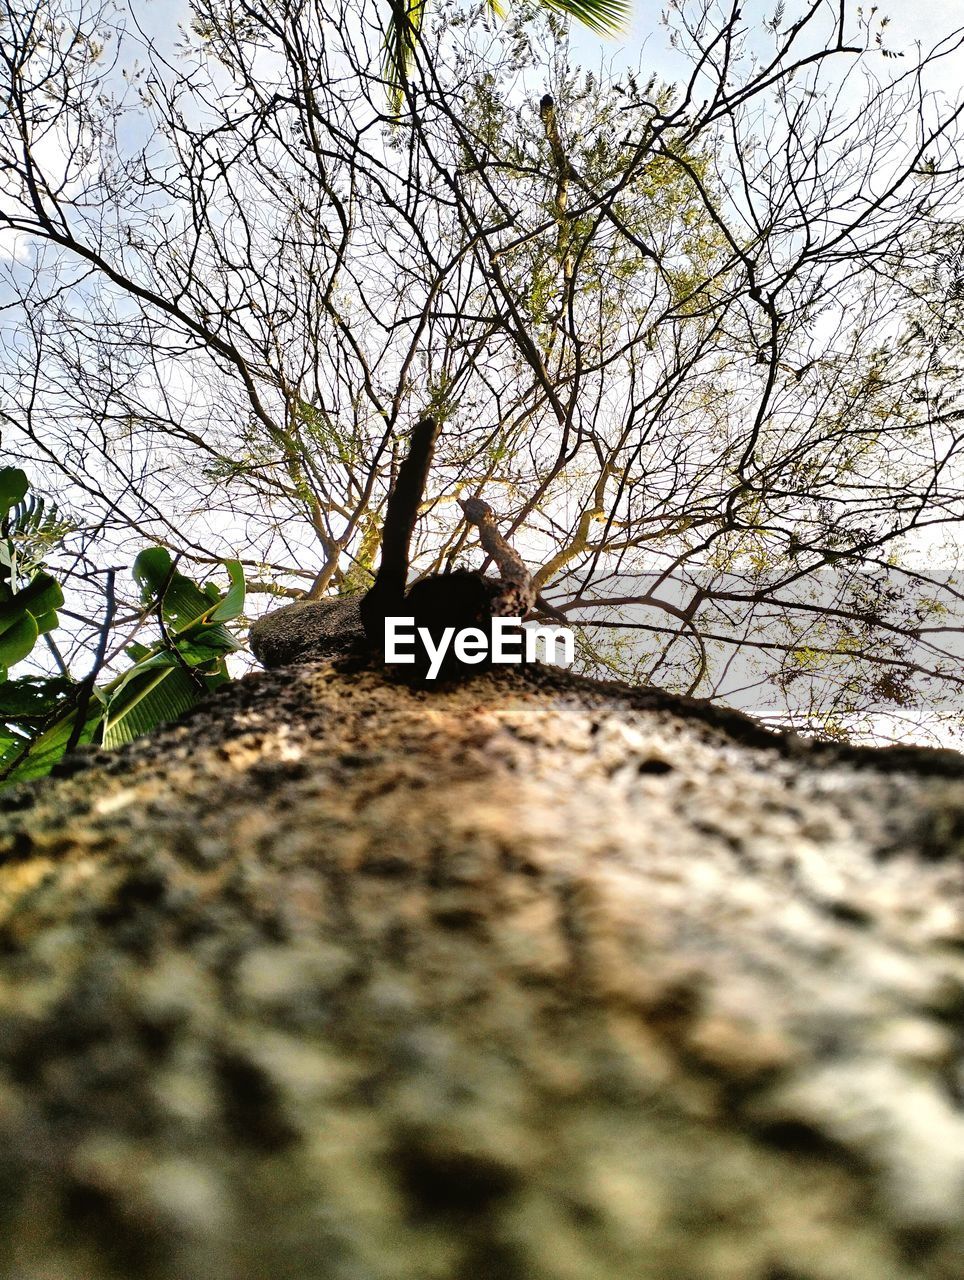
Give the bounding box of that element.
[296,399,357,469]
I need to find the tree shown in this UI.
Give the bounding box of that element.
[3,0,964,756]
[1,7,963,1270]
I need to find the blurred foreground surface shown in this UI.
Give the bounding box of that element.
[0,660,962,1280]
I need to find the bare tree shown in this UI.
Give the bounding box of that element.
[3,0,964,742]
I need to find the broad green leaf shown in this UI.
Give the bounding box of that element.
[208,559,246,622]
[103,649,180,701]
[0,613,38,669]
[133,548,211,629]
[0,727,31,776]
[34,609,59,635]
[0,675,74,721]
[132,547,239,645]
[22,573,64,617]
[0,705,103,786]
[131,547,173,589]
[186,625,241,653]
[105,639,229,708]
[0,724,27,754]
[0,573,64,626]
[201,668,231,693]
[0,468,28,517]
[102,664,209,748]
[0,605,25,639]
[168,640,234,664]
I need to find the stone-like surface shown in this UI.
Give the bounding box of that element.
[0,660,961,1279]
[248,596,364,668]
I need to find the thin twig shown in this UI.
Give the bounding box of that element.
[155,556,207,695]
[64,568,116,756]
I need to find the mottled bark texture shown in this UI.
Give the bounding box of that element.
[0,654,962,1280]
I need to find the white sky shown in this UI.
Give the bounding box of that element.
[570,0,964,75]
[131,1,964,79]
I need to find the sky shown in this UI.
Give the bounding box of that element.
[570,0,964,75]
[123,0,964,125]
[130,0,964,81]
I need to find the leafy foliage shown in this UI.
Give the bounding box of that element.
[0,468,65,678]
[0,474,247,787]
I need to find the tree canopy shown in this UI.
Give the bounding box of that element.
[3,0,964,768]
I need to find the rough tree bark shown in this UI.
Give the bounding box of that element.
[0,651,962,1280]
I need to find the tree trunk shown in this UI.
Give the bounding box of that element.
[0,658,962,1280]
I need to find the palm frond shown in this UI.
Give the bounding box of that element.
[1,494,58,539]
[0,495,73,580]
[383,0,631,113]
[537,0,631,37]
[383,0,427,113]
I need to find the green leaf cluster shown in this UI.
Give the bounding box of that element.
[0,468,65,678]
[0,529,246,787]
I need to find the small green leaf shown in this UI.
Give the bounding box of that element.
[0,468,29,517]
[208,559,246,622]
